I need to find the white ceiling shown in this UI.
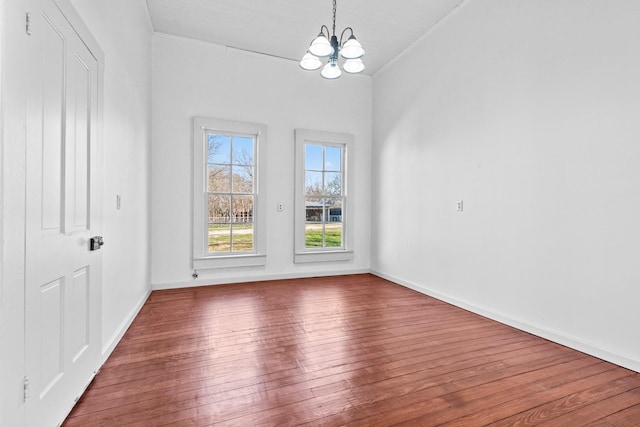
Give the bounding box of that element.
[146,0,465,75]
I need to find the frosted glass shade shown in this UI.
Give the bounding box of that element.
[320,63,342,79]
[340,36,364,59]
[300,52,323,71]
[343,58,365,74]
[309,35,333,57]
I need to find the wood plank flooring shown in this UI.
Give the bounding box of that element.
[63,274,640,426]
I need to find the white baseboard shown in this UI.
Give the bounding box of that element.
[371,269,640,374]
[151,268,371,290]
[101,289,151,362]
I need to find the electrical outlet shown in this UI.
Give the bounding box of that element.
[456,200,463,211]
[277,202,284,212]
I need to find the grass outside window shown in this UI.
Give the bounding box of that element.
[208,223,253,252]
[305,223,342,248]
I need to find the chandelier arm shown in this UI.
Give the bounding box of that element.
[339,27,354,46]
[319,24,330,39]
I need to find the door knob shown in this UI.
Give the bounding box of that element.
[90,236,104,251]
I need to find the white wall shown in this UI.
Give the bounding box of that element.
[151,34,372,288]
[69,0,153,356]
[372,0,640,371]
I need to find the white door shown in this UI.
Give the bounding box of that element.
[24,1,102,425]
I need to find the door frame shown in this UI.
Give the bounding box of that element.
[0,1,104,425]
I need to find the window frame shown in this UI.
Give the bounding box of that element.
[193,117,267,269]
[294,129,354,263]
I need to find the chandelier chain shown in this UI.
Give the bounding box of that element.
[332,0,337,36]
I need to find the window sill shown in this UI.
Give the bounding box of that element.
[193,254,266,270]
[294,250,354,264]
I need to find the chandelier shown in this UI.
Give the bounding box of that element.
[299,0,365,79]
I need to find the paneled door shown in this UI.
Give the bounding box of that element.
[24,1,102,425]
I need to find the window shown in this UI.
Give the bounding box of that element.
[294,129,354,263]
[193,118,266,269]
[304,144,344,248]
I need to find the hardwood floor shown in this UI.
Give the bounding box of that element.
[63,274,640,426]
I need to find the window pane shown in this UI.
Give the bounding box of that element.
[208,164,230,192]
[305,223,323,248]
[232,165,254,193]
[232,195,253,223]
[324,172,342,196]
[305,197,324,223]
[208,223,230,252]
[305,144,322,170]
[209,194,230,223]
[305,197,323,248]
[325,222,342,247]
[327,198,343,222]
[208,134,230,164]
[326,198,343,247]
[325,146,341,171]
[305,171,323,195]
[232,136,254,165]
[232,224,254,252]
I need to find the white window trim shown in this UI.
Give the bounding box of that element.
[294,129,354,264]
[193,117,267,269]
